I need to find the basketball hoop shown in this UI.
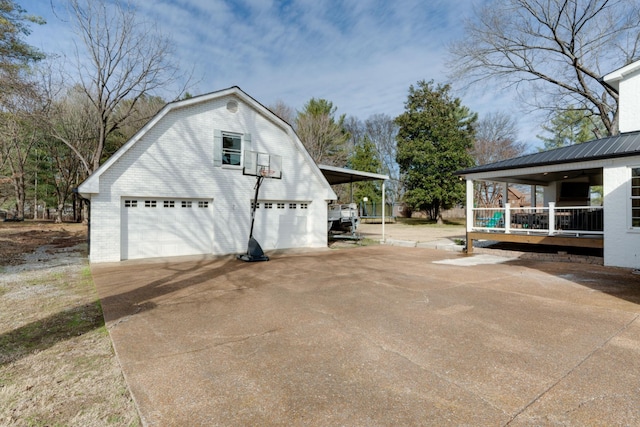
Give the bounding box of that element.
[243,150,282,179]
[259,168,276,178]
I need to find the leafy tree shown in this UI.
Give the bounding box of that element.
[295,98,350,166]
[449,0,640,136]
[348,136,382,204]
[538,107,603,150]
[0,0,44,71]
[395,80,476,224]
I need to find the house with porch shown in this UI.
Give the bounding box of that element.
[456,60,640,269]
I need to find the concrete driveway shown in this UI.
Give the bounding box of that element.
[92,246,640,426]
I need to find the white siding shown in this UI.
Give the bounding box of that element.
[85,93,333,262]
[618,68,640,133]
[603,158,640,269]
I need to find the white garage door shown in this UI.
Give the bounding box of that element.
[254,201,310,249]
[121,198,213,260]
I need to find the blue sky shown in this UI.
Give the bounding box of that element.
[21,0,536,145]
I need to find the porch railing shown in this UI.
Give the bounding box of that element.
[472,203,603,235]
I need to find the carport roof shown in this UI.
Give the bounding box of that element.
[456,130,640,176]
[318,164,389,185]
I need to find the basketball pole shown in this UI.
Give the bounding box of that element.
[248,174,264,239]
[237,172,269,262]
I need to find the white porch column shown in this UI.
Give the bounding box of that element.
[504,203,511,234]
[466,178,474,232]
[548,201,556,235]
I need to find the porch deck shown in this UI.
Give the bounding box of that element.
[466,231,603,253]
[466,204,604,253]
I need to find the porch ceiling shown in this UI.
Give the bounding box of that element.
[474,167,603,186]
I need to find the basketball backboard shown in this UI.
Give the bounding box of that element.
[243,150,282,179]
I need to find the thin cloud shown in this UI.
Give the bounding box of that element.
[21,0,539,144]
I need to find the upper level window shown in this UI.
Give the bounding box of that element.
[632,167,640,227]
[214,130,250,168]
[222,133,242,166]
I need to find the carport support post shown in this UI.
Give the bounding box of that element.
[381,180,386,242]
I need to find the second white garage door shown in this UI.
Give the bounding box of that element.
[121,198,213,260]
[253,201,310,249]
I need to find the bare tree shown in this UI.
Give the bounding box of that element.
[449,0,640,136]
[269,99,295,125]
[472,112,527,207]
[0,77,46,219]
[52,0,186,176]
[344,114,402,203]
[472,112,526,165]
[364,114,400,201]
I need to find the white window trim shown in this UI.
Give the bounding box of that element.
[214,129,252,169]
[221,132,243,169]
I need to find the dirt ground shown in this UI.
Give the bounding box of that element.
[0,221,140,426]
[0,221,87,267]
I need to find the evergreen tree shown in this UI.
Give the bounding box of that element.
[295,98,350,166]
[348,136,382,204]
[538,107,603,151]
[395,80,476,223]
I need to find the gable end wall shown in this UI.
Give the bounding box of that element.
[88,96,331,262]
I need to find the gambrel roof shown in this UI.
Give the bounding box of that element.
[78,86,331,196]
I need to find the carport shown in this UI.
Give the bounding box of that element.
[318,164,390,240]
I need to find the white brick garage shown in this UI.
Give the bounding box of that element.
[78,87,336,262]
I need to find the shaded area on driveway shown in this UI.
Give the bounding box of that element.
[92,246,640,426]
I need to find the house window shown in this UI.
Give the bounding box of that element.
[632,167,640,228]
[124,200,137,207]
[222,133,242,166]
[264,203,273,209]
[181,201,192,208]
[289,203,296,209]
[198,201,209,208]
[252,202,260,209]
[300,203,308,209]
[145,200,157,208]
[163,200,175,208]
[277,203,285,209]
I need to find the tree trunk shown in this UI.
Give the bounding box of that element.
[55,203,64,223]
[81,201,88,225]
[9,168,26,219]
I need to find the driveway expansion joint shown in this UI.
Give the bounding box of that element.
[504,313,640,426]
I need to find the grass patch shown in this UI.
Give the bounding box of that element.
[0,254,139,425]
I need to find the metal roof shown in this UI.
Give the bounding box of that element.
[318,165,389,185]
[457,130,640,175]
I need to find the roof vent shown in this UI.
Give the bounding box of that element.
[226,100,238,113]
